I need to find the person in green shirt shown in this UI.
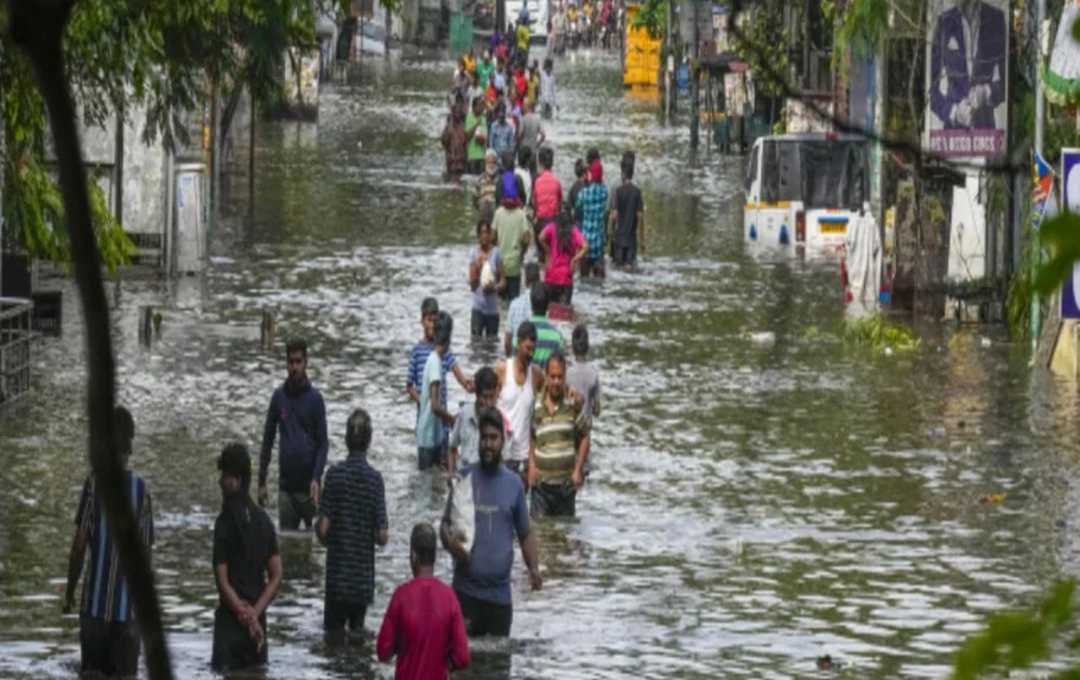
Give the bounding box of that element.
[492,179,531,300]
[465,97,488,176]
[476,50,495,89]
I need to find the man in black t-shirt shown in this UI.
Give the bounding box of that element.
[568,158,588,223]
[212,444,282,673]
[609,157,644,271]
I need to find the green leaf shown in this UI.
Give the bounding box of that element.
[1035,214,1080,294]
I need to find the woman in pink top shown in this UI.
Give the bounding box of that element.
[539,203,588,304]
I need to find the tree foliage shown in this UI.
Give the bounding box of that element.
[732,0,789,97]
[952,580,1080,679]
[0,0,357,271]
[630,0,666,41]
[821,0,890,79]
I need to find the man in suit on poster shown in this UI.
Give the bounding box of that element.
[929,0,1007,130]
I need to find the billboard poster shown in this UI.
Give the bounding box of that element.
[1060,149,1080,318]
[924,0,1009,160]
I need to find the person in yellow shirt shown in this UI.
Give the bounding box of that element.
[463,48,476,76]
[516,21,530,52]
[527,61,540,108]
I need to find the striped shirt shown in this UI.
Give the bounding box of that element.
[408,342,457,421]
[575,182,609,259]
[318,452,387,604]
[75,472,154,622]
[504,290,533,342]
[532,390,586,481]
[514,315,564,370]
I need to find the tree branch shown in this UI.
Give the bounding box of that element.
[5,1,173,679]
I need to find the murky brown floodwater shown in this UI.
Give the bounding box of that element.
[3,46,1080,679]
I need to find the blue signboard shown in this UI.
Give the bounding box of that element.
[1061,149,1080,318]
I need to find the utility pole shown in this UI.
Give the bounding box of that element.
[1033,0,1045,353]
[209,90,218,240]
[0,126,4,295]
[802,0,810,90]
[248,90,256,221]
[665,0,673,120]
[114,105,124,229]
[689,0,700,149]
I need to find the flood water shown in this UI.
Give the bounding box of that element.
[4,48,1080,679]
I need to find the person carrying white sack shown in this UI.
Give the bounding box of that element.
[469,217,506,337]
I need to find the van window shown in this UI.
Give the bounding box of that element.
[798,141,867,209]
[760,139,867,208]
[760,140,799,203]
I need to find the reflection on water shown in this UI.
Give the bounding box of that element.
[1,49,1079,679]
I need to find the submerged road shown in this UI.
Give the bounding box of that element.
[2,48,1080,679]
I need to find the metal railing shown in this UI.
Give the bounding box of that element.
[0,297,34,409]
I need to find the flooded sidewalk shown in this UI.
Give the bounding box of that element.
[1,50,1079,679]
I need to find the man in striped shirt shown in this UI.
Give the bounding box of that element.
[317,408,388,641]
[64,406,154,678]
[527,353,590,517]
[513,282,565,370]
[407,298,474,461]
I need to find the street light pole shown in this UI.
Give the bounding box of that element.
[665,0,673,120]
[1032,0,1045,353]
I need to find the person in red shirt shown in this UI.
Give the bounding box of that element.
[513,63,528,110]
[531,146,563,259]
[377,523,470,679]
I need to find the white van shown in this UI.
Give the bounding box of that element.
[506,0,550,45]
[744,133,870,251]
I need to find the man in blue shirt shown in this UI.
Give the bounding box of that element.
[407,298,474,450]
[441,407,541,637]
[317,408,389,641]
[488,104,517,166]
[417,313,458,470]
[258,338,329,531]
[64,406,153,679]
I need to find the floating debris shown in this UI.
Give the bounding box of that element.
[816,654,843,671]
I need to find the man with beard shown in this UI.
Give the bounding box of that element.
[528,352,590,517]
[258,338,328,531]
[440,408,542,637]
[212,444,283,672]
